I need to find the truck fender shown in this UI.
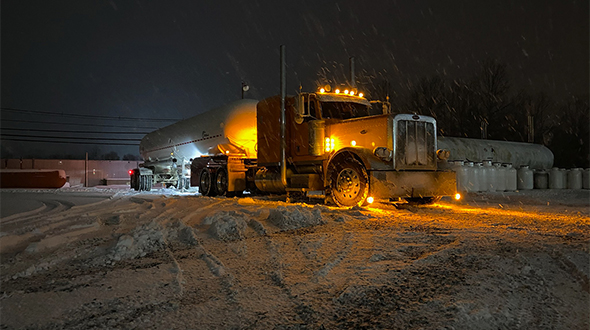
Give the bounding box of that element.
[326,147,390,173]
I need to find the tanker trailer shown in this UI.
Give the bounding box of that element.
[437,137,554,169]
[130,99,258,191]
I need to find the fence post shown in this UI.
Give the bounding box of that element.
[85,152,89,187]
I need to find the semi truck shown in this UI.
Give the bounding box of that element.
[131,47,457,206]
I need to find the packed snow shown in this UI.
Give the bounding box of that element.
[0,186,588,329]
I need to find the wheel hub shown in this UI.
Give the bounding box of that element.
[336,168,360,199]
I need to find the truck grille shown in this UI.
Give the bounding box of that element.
[394,116,436,170]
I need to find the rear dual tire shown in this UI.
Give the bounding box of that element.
[199,167,230,197]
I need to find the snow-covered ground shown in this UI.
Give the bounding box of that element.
[0,187,588,329]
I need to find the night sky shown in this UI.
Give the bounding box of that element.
[1,0,588,159]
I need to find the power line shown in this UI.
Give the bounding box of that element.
[1,128,150,135]
[1,138,139,146]
[1,133,141,141]
[1,118,160,130]
[1,107,182,122]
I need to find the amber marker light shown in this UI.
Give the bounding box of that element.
[367,196,374,204]
[335,89,340,94]
[350,91,355,96]
[344,89,349,94]
[351,140,356,146]
[455,193,461,200]
[359,93,364,97]
[320,88,325,93]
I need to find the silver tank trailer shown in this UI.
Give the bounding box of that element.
[438,136,554,169]
[139,99,258,179]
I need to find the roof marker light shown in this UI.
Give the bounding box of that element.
[350,91,355,96]
[344,89,349,94]
[359,93,364,98]
[335,89,340,94]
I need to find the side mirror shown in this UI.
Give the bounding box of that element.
[294,94,305,124]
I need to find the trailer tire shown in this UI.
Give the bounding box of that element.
[327,157,369,207]
[138,174,152,191]
[140,175,145,191]
[131,171,140,191]
[199,168,215,196]
[215,168,228,196]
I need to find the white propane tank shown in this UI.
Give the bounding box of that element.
[534,170,548,189]
[504,163,517,192]
[452,160,469,193]
[466,161,479,192]
[483,160,496,192]
[567,168,583,189]
[583,168,590,189]
[475,162,484,192]
[517,165,534,190]
[493,162,506,192]
[549,167,565,189]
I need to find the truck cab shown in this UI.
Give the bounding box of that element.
[255,89,456,206]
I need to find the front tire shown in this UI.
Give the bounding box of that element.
[327,157,369,207]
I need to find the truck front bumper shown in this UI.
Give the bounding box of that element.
[369,170,456,199]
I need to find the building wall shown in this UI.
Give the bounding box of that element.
[1,159,140,187]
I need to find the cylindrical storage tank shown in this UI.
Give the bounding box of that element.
[583,168,590,189]
[452,160,469,193]
[493,162,506,192]
[504,163,517,192]
[466,161,479,192]
[548,167,565,189]
[437,137,554,169]
[483,160,496,192]
[475,162,485,192]
[567,168,583,189]
[517,165,534,190]
[534,170,548,189]
[140,99,259,162]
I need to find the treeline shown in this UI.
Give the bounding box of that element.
[369,60,589,168]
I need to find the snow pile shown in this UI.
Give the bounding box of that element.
[267,205,326,230]
[110,221,199,261]
[111,222,165,260]
[204,211,248,241]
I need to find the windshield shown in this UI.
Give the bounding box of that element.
[320,101,370,120]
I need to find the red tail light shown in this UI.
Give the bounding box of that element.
[128,170,133,175]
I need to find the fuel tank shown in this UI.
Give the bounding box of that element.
[140,99,258,163]
[438,137,554,169]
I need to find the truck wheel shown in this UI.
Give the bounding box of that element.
[145,175,153,191]
[327,157,369,207]
[138,174,152,191]
[131,172,139,191]
[404,196,441,205]
[199,168,215,196]
[215,168,228,196]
